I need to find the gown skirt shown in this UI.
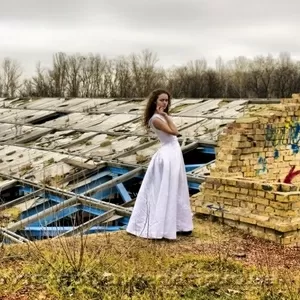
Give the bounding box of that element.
[126,128,193,239]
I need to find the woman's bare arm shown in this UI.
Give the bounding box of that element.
[152,112,179,136]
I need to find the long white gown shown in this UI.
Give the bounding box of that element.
[126,113,193,239]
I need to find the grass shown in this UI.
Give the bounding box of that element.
[0,207,21,226]
[1,219,300,299]
[100,140,112,147]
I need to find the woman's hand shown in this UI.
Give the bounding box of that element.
[156,106,167,117]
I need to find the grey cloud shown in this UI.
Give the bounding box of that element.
[0,0,300,74]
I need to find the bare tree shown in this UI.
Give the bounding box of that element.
[32,62,52,97]
[248,55,275,98]
[228,56,249,98]
[20,79,34,97]
[1,58,22,98]
[66,54,84,97]
[272,52,298,98]
[50,52,68,97]
[215,56,230,97]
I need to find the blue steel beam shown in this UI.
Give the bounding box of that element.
[92,187,117,200]
[198,146,215,155]
[185,164,205,172]
[29,206,79,227]
[116,183,131,202]
[72,175,112,194]
[21,199,57,219]
[188,182,200,190]
[79,205,105,216]
[108,166,132,175]
[19,185,117,218]
[72,170,112,187]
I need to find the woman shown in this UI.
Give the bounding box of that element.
[126,89,193,239]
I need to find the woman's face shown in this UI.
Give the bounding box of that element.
[156,93,169,111]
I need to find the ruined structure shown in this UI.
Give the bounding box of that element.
[192,94,300,246]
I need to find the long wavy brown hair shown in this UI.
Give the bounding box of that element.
[143,89,172,128]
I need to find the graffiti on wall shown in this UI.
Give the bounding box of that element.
[265,121,300,157]
[257,156,267,175]
[283,166,300,184]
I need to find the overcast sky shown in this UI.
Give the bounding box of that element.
[0,0,299,76]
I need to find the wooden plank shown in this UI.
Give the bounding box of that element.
[62,158,96,170]
[53,209,116,238]
[58,162,107,184]
[0,189,44,211]
[0,228,31,243]
[122,198,136,207]
[181,142,199,153]
[102,214,123,224]
[111,140,157,159]
[70,170,112,191]
[0,179,18,192]
[57,133,98,149]
[79,198,131,217]
[15,128,54,144]
[0,231,25,243]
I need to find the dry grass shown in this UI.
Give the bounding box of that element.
[1,218,300,299]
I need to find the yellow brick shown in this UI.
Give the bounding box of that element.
[257,221,276,229]
[235,180,254,189]
[239,201,248,208]
[225,186,240,193]
[281,184,297,192]
[206,177,221,184]
[205,190,220,196]
[256,204,266,212]
[204,183,214,189]
[240,188,249,195]
[247,203,257,210]
[276,194,289,202]
[275,223,298,235]
[232,200,240,207]
[265,206,275,213]
[215,185,225,191]
[203,195,219,202]
[257,191,266,198]
[242,148,253,154]
[273,209,289,217]
[281,236,296,245]
[249,190,257,196]
[245,171,256,177]
[270,201,290,210]
[265,193,275,200]
[240,216,257,225]
[223,212,239,221]
[285,210,298,217]
[224,198,233,205]
[220,191,236,199]
[289,195,300,201]
[195,206,211,214]
[252,197,269,205]
[236,194,253,202]
[194,200,204,207]
[291,202,300,209]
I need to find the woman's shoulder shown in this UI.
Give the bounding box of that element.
[150,113,166,122]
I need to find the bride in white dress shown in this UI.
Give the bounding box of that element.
[126,89,193,239]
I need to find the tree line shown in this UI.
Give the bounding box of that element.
[0,50,300,99]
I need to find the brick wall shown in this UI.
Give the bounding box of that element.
[193,94,300,246]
